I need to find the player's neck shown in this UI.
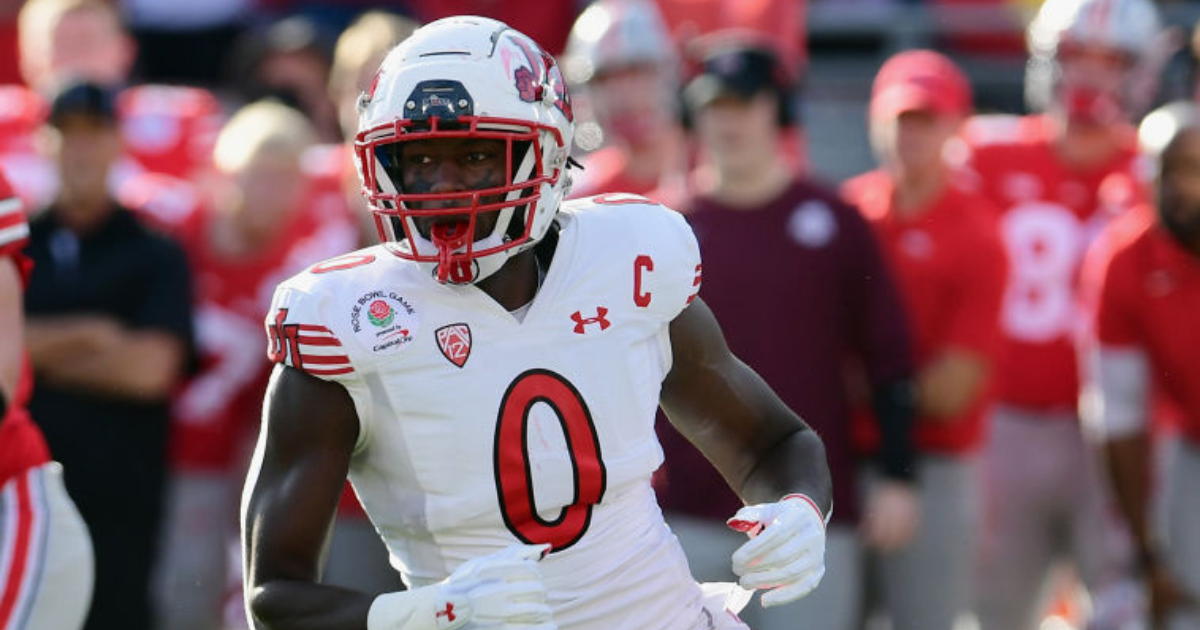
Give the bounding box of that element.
[477,232,555,312]
[53,192,115,235]
[891,163,946,219]
[1053,117,1124,171]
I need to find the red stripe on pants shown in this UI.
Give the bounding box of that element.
[0,472,35,629]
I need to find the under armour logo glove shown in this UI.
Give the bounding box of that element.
[727,494,828,608]
[368,543,556,630]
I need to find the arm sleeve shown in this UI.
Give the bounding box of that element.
[0,173,31,283]
[844,203,917,480]
[1080,242,1149,440]
[641,205,703,323]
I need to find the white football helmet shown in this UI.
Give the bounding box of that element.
[354,16,575,285]
[1025,0,1165,123]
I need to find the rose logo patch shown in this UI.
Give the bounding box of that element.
[367,300,395,327]
[351,291,419,354]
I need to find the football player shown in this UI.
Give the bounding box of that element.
[963,0,1166,628]
[242,16,832,630]
[0,168,94,630]
[561,0,687,201]
[1081,101,1200,630]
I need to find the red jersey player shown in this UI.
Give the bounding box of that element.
[842,49,1006,630]
[963,1,1166,628]
[561,0,688,202]
[1081,102,1200,630]
[0,169,93,630]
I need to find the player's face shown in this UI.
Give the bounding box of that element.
[588,64,673,147]
[397,137,511,241]
[1158,128,1200,243]
[694,92,780,175]
[873,109,960,177]
[1054,43,1133,126]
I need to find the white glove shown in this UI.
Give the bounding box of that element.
[727,494,827,608]
[368,543,555,630]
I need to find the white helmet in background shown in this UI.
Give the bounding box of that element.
[354,16,574,285]
[1025,0,1167,123]
[562,0,677,86]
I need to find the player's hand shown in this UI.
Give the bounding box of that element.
[435,543,556,630]
[727,494,827,608]
[859,481,919,554]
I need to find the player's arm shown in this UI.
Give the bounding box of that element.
[244,364,555,630]
[660,297,831,511]
[660,297,831,606]
[26,316,186,400]
[0,257,22,419]
[242,364,371,630]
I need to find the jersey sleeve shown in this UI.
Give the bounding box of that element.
[633,202,703,323]
[265,282,375,452]
[0,170,32,285]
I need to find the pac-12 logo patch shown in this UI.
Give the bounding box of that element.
[436,324,472,368]
[351,291,419,353]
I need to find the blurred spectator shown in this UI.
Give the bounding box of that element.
[121,0,250,86]
[325,9,420,245]
[562,0,688,202]
[328,10,418,146]
[21,81,193,630]
[146,99,357,630]
[1080,101,1200,630]
[402,0,581,55]
[227,15,341,142]
[4,0,223,209]
[651,0,804,77]
[842,50,1006,630]
[961,0,1163,628]
[0,166,94,630]
[657,43,916,630]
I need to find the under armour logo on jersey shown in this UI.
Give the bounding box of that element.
[571,307,610,334]
[435,602,456,623]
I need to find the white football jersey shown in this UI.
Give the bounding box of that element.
[265,197,737,630]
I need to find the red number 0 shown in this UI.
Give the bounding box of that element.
[494,369,606,552]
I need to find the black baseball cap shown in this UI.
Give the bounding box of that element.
[683,45,790,110]
[47,81,119,127]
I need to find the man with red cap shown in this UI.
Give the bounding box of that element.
[843,50,1006,630]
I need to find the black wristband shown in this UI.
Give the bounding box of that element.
[872,379,917,481]
[0,388,8,422]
